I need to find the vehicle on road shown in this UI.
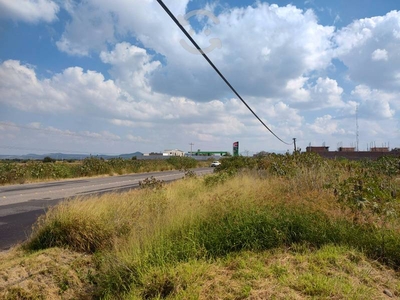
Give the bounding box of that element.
[210,160,221,167]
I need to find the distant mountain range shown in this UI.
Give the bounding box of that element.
[0,152,144,160]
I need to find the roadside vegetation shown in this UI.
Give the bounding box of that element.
[1,153,400,299]
[0,156,206,185]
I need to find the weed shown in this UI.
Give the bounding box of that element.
[139,176,164,190]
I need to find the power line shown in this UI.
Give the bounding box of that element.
[156,0,293,146]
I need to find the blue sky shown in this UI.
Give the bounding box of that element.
[0,0,399,155]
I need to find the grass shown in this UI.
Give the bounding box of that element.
[0,156,210,185]
[0,247,96,299]
[1,153,400,299]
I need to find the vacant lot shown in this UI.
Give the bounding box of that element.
[1,153,400,299]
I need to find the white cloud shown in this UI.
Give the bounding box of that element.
[126,134,149,143]
[150,3,335,101]
[56,0,189,56]
[285,77,345,109]
[351,85,396,119]
[0,60,149,120]
[309,77,345,108]
[0,0,59,23]
[0,60,70,112]
[335,10,400,92]
[371,49,388,61]
[56,1,115,56]
[4,3,399,154]
[285,77,310,103]
[0,59,299,149]
[100,42,161,97]
[308,115,345,135]
[55,1,335,102]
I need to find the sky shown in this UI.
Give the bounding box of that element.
[0,0,399,156]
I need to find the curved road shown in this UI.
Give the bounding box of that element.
[0,168,213,250]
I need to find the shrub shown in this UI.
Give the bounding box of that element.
[79,157,111,176]
[25,203,114,253]
[166,157,197,170]
[139,176,165,190]
[43,156,55,163]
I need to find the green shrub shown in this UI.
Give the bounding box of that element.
[79,157,111,176]
[43,156,55,163]
[167,156,197,170]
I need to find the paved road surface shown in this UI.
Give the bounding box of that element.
[0,168,213,250]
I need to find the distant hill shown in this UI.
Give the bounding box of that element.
[0,152,143,160]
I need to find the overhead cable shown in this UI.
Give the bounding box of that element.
[156,0,293,145]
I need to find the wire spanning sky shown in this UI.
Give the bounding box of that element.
[0,0,399,155]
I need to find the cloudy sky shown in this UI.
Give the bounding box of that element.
[0,0,399,156]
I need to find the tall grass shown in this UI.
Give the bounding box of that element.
[0,156,209,184]
[22,153,400,298]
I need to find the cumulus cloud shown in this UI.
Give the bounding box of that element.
[151,3,335,101]
[0,59,291,143]
[6,2,399,153]
[0,60,70,112]
[351,85,396,119]
[100,42,161,98]
[55,1,335,102]
[0,0,59,23]
[309,77,345,108]
[307,115,345,135]
[371,49,388,61]
[285,77,345,109]
[56,1,115,56]
[0,59,147,120]
[56,0,189,56]
[334,10,400,91]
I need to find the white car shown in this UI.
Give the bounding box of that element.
[210,161,221,167]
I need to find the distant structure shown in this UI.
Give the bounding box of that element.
[370,147,389,152]
[338,147,355,152]
[191,150,229,156]
[163,149,185,157]
[305,144,397,160]
[306,146,329,153]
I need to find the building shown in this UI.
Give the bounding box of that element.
[304,144,398,160]
[163,149,185,157]
[306,146,329,153]
[338,147,355,152]
[370,147,389,152]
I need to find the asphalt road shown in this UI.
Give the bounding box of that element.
[0,168,213,250]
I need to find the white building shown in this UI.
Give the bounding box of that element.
[163,149,185,157]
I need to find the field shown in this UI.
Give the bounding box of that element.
[1,153,400,299]
[0,156,209,185]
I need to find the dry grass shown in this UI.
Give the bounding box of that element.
[1,158,400,299]
[0,247,96,299]
[124,245,400,299]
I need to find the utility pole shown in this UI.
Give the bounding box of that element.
[293,138,297,153]
[356,104,359,151]
[189,143,194,156]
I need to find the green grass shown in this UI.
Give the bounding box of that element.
[2,153,400,299]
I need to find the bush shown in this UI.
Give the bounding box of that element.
[139,176,164,190]
[43,156,55,163]
[166,156,197,170]
[79,157,111,176]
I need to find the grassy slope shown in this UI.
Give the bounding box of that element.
[1,154,400,299]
